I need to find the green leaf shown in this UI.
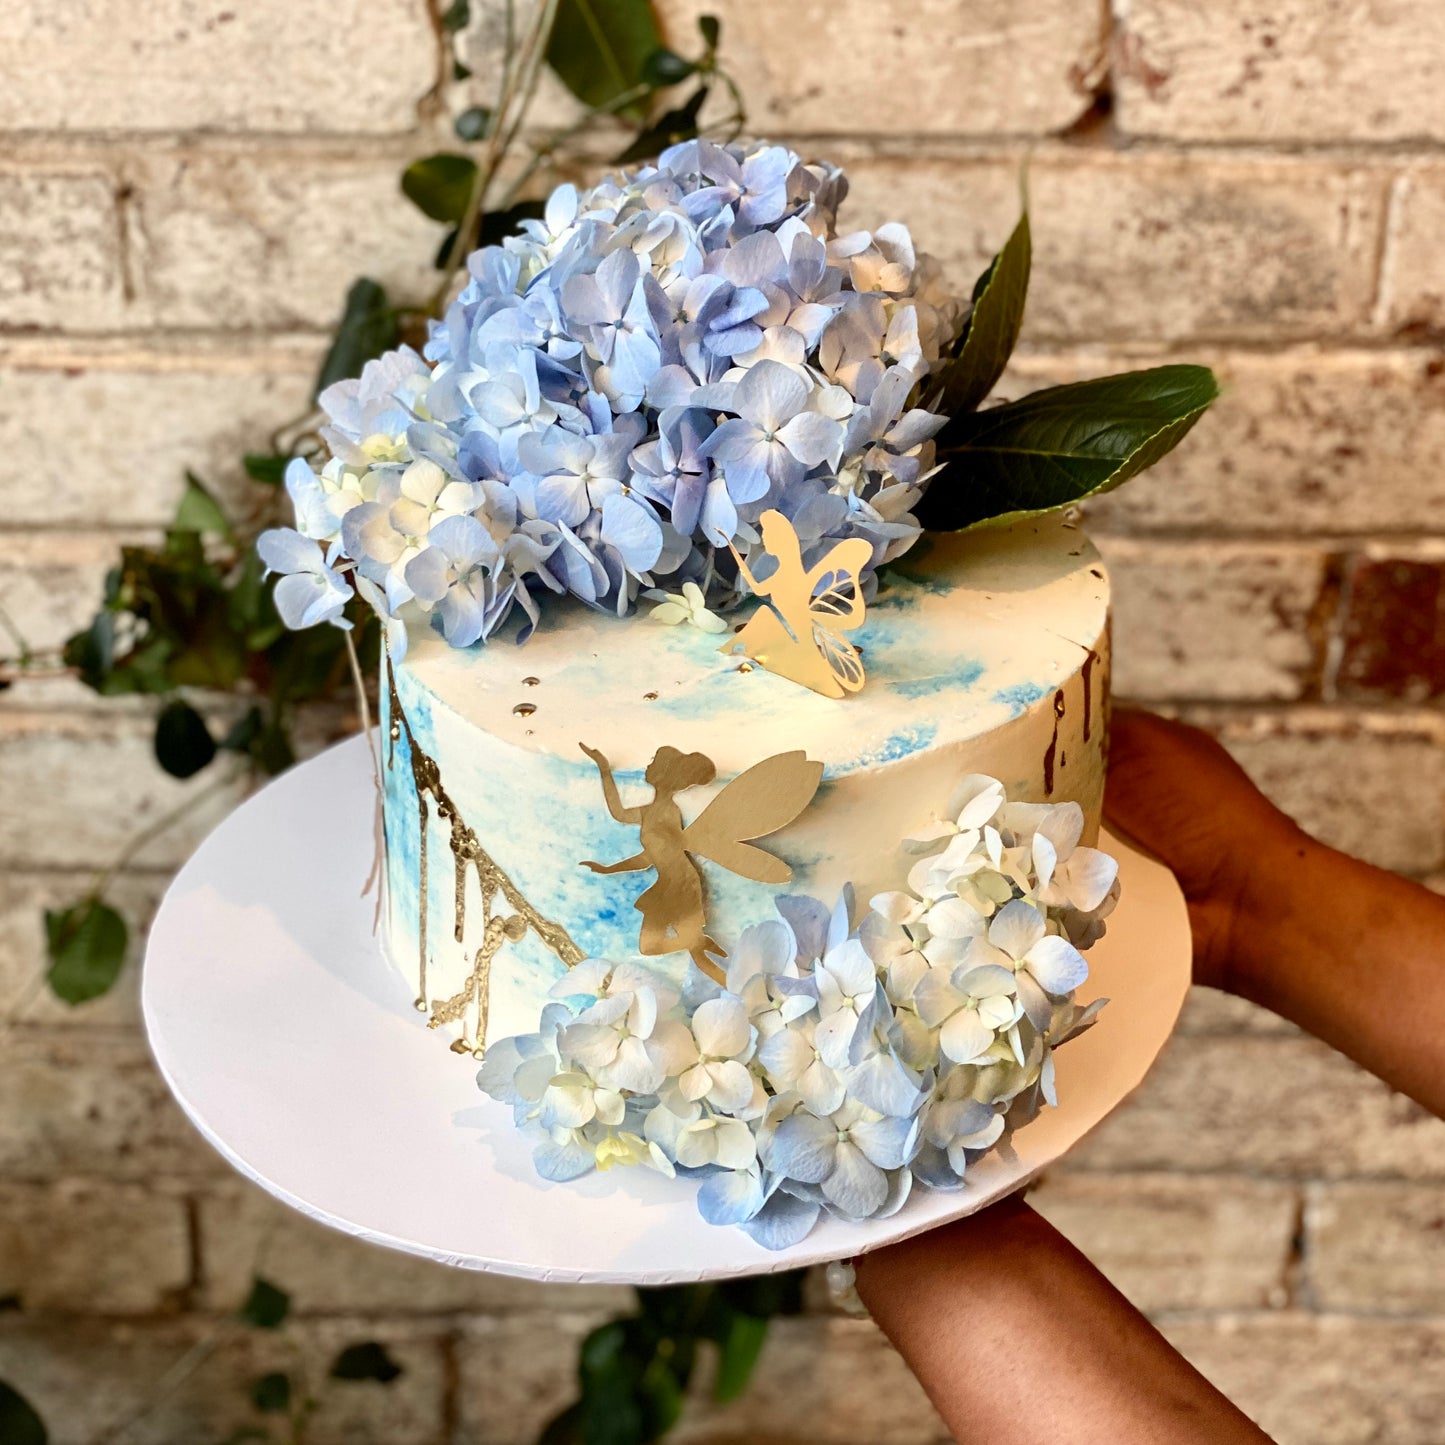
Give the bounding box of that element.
[313,279,400,399]
[717,1269,806,1318]
[64,609,115,691]
[641,46,694,86]
[400,153,478,224]
[477,199,547,248]
[238,1276,290,1329]
[439,0,469,30]
[712,1310,768,1403]
[249,1372,291,1413]
[173,471,232,538]
[546,0,661,120]
[242,453,290,485]
[329,1342,403,1383]
[931,212,1031,416]
[44,900,128,1005]
[0,1380,47,1445]
[917,364,1221,532]
[453,104,491,141]
[614,85,708,165]
[154,698,217,779]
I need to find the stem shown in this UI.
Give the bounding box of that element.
[89,761,248,902]
[428,0,561,314]
[0,599,34,665]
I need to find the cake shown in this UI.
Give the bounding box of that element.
[381,519,1110,1051]
[258,138,1213,1245]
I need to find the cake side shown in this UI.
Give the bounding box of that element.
[379,518,1110,1052]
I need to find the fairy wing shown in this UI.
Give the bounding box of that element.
[811,623,866,694]
[805,537,873,632]
[681,751,824,883]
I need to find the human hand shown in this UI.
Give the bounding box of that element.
[1104,709,1302,994]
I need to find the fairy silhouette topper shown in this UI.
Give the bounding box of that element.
[723,508,872,699]
[579,742,823,982]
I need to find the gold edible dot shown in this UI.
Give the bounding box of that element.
[643,691,659,701]
[736,662,754,674]
[414,997,428,1012]
[449,1038,472,1055]
[522,676,540,686]
[513,702,537,717]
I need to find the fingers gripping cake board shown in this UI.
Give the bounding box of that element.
[380,520,1110,1053]
[258,138,1213,1246]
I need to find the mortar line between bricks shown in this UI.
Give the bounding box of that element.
[6,329,1445,357]
[9,522,1445,546]
[7,129,1445,163]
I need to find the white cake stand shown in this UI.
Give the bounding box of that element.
[143,735,1191,1285]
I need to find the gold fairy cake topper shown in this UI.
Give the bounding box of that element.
[580,742,823,982]
[723,509,871,699]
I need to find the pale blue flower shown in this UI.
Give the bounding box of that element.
[404,514,503,647]
[766,1099,918,1218]
[698,360,844,502]
[256,529,352,629]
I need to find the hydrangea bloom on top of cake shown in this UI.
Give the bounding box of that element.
[477,776,1118,1248]
[259,139,961,649]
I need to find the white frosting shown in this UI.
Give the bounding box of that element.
[380,517,1111,1045]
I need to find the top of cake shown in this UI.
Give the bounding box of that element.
[402,516,1107,776]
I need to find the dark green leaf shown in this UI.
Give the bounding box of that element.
[238,1276,290,1329]
[614,85,708,165]
[477,199,546,248]
[433,224,461,270]
[712,1310,768,1402]
[453,104,491,140]
[330,1342,403,1383]
[44,900,127,1006]
[154,698,217,779]
[220,705,264,754]
[249,1372,291,1413]
[547,0,661,120]
[174,471,232,538]
[931,212,1031,416]
[400,153,478,224]
[439,0,469,30]
[917,364,1220,532]
[536,1401,585,1445]
[642,47,694,86]
[453,57,472,80]
[252,719,296,777]
[313,279,400,399]
[0,1380,47,1445]
[63,609,115,691]
[697,14,720,50]
[242,453,290,485]
[717,1269,806,1318]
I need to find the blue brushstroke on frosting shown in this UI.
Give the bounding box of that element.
[844,722,939,770]
[992,680,1051,712]
[886,661,986,699]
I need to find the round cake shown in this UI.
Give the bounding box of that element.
[380,516,1110,1050]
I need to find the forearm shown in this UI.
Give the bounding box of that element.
[1229,828,1445,1116]
[854,1197,1271,1445]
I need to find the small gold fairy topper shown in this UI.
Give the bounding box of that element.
[722,509,871,699]
[580,742,823,983]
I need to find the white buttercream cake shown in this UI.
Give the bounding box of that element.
[380,516,1110,1052]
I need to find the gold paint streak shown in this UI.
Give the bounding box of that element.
[384,652,584,1059]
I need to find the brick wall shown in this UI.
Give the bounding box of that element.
[3,2,1444,1440]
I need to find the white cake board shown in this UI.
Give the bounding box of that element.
[143,735,1190,1285]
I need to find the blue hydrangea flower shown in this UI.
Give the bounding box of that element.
[262,138,963,651]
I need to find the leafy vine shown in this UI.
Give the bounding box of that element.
[0,5,805,1442]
